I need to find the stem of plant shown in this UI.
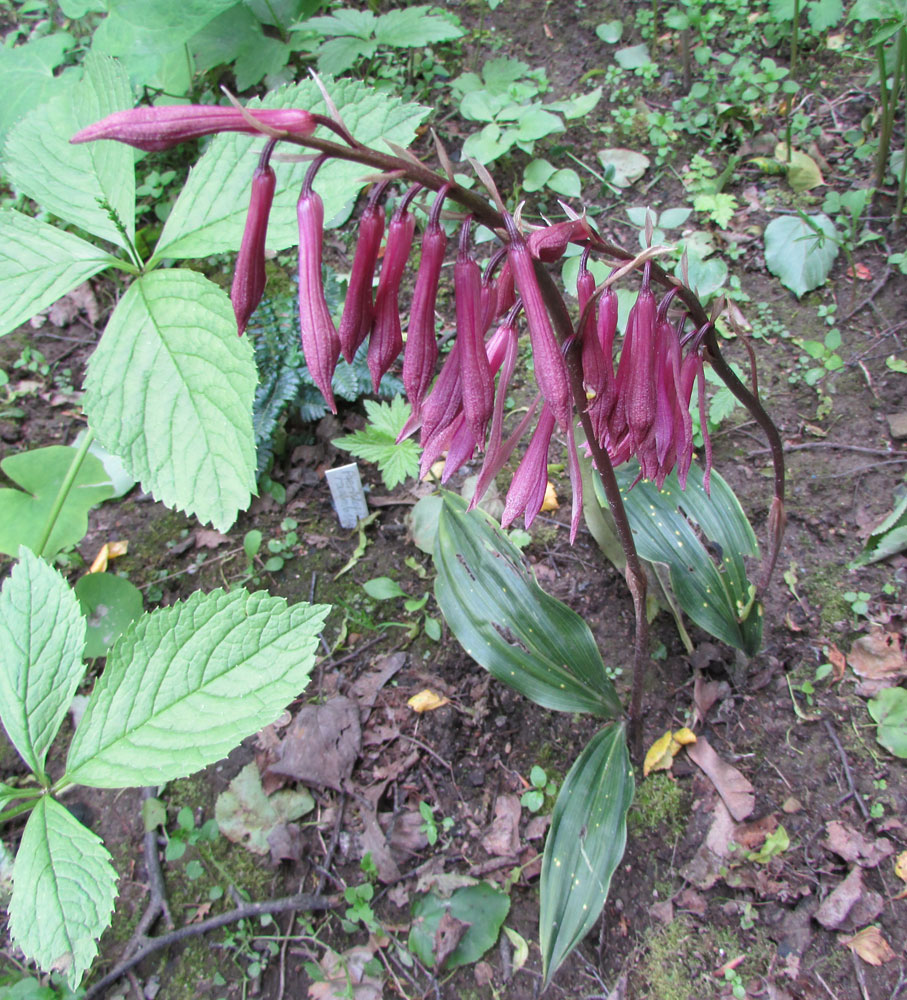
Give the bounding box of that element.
[35,426,95,559]
[790,0,800,78]
[897,31,907,222]
[533,262,649,760]
[875,42,892,188]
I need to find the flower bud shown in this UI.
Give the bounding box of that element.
[456,221,495,448]
[297,159,340,413]
[504,212,571,430]
[502,403,556,530]
[231,147,276,337]
[527,218,593,263]
[403,186,448,413]
[338,183,388,363]
[368,185,419,391]
[72,105,315,151]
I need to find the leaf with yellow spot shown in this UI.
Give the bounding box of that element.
[407,689,449,713]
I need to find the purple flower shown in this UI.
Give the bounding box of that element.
[502,403,557,530]
[72,105,315,151]
[456,222,495,449]
[338,182,388,363]
[231,146,276,337]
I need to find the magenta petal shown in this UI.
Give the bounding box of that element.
[231,162,275,336]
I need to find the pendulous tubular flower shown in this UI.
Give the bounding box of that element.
[71,105,315,151]
[502,403,557,530]
[368,185,419,392]
[231,141,277,337]
[455,220,495,449]
[297,156,340,413]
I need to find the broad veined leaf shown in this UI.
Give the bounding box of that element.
[9,796,118,990]
[764,213,839,297]
[64,589,330,787]
[433,492,621,717]
[850,492,907,566]
[75,572,144,659]
[0,210,120,337]
[0,548,86,781]
[409,883,510,970]
[3,52,135,249]
[191,5,291,90]
[82,269,257,531]
[0,446,115,559]
[152,78,428,261]
[0,32,79,148]
[372,6,464,47]
[540,722,633,986]
[593,462,763,655]
[868,687,907,758]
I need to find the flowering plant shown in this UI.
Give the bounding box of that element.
[0,62,785,987]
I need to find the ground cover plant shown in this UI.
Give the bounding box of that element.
[0,1,906,998]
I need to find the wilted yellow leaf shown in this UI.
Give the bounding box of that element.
[540,482,559,512]
[673,727,697,747]
[407,689,450,713]
[894,850,907,899]
[88,540,128,574]
[841,925,896,966]
[644,731,674,777]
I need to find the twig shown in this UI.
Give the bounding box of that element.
[749,442,902,457]
[851,947,872,1000]
[316,793,346,896]
[276,910,293,1000]
[888,970,907,1000]
[83,892,337,999]
[824,720,870,821]
[816,970,844,1000]
[841,264,892,320]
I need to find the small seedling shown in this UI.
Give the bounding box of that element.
[521,765,557,813]
[164,806,219,861]
[843,590,872,619]
[418,800,454,846]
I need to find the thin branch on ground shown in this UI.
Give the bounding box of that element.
[824,719,870,821]
[749,441,904,457]
[83,892,337,1000]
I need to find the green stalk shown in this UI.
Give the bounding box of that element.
[35,427,94,559]
[875,42,893,188]
[785,0,800,161]
[897,31,907,220]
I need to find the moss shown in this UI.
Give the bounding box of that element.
[629,772,686,838]
[801,563,850,631]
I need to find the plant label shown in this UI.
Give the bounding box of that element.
[325,463,369,528]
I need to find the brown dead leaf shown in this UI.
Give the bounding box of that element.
[474,961,494,986]
[733,813,778,851]
[693,676,729,726]
[815,867,882,930]
[681,798,736,890]
[195,528,230,549]
[349,652,406,721]
[676,888,707,916]
[434,910,469,969]
[481,794,521,857]
[827,643,847,682]
[309,945,384,1000]
[268,697,361,790]
[824,820,894,869]
[407,689,449,713]
[686,737,754,822]
[649,900,674,924]
[47,282,100,328]
[359,806,402,884]
[188,901,213,923]
[382,808,429,856]
[847,629,906,692]
[840,925,897,966]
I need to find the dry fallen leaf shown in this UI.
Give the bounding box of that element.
[540,481,559,512]
[643,728,697,777]
[434,910,469,969]
[815,867,882,930]
[407,689,450,713]
[268,697,362,790]
[195,528,230,548]
[894,850,907,900]
[686,737,754,822]
[847,629,906,692]
[481,794,522,857]
[824,820,894,869]
[88,540,128,574]
[827,643,847,682]
[840,925,897,966]
[309,945,384,1000]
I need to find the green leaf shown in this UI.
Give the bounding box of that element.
[409,884,510,970]
[774,144,824,192]
[0,210,119,338]
[75,573,144,659]
[0,447,114,559]
[333,396,421,490]
[543,87,602,120]
[9,796,117,989]
[592,462,763,654]
[513,106,564,142]
[692,192,737,228]
[191,5,291,89]
[868,687,907,757]
[764,214,839,297]
[3,53,135,249]
[809,0,845,31]
[82,270,256,532]
[614,43,652,69]
[850,492,907,566]
[540,722,633,986]
[307,9,377,38]
[596,147,650,187]
[433,492,621,717]
[678,252,728,303]
[462,122,515,164]
[0,548,86,781]
[64,589,330,787]
[547,168,582,198]
[523,158,556,192]
[316,35,377,74]
[658,207,693,228]
[373,6,464,46]
[595,20,624,42]
[0,32,79,148]
[363,577,408,600]
[153,79,428,260]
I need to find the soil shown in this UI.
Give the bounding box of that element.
[1,2,906,999]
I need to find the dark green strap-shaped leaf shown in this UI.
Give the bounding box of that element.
[433,492,620,718]
[593,462,763,655]
[540,722,633,986]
